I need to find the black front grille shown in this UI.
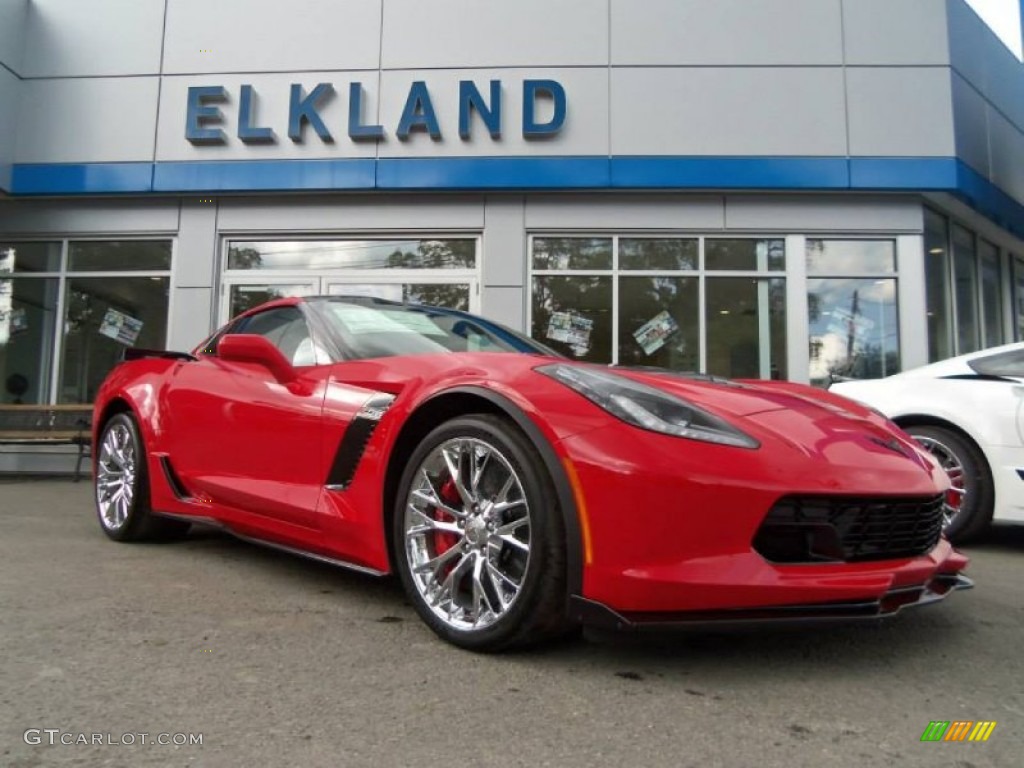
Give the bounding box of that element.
[753,495,944,564]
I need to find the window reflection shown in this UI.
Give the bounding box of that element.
[532,238,613,271]
[952,225,980,354]
[59,277,170,403]
[924,210,952,362]
[706,239,785,271]
[618,277,698,370]
[808,278,899,385]
[706,278,786,379]
[531,275,612,363]
[228,239,477,271]
[0,278,59,404]
[620,239,697,271]
[979,239,1003,347]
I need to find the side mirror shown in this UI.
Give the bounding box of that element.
[217,334,296,383]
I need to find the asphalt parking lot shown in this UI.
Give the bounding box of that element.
[1,479,1022,768]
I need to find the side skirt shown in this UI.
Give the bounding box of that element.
[153,509,388,578]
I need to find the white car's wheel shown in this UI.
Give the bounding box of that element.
[906,425,993,543]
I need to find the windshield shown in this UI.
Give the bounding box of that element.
[308,297,561,361]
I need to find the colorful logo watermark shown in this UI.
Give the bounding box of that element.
[920,721,996,742]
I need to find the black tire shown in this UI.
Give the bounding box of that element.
[906,424,993,544]
[94,413,190,543]
[392,414,569,652]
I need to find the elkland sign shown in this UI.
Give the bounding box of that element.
[185,79,567,146]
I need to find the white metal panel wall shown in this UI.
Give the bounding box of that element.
[947,0,1024,129]
[842,0,950,65]
[611,0,843,66]
[20,0,165,77]
[610,68,847,156]
[162,0,382,74]
[0,66,16,189]
[990,110,1024,204]
[16,78,160,163]
[524,195,725,230]
[0,0,27,72]
[215,195,485,232]
[0,199,180,234]
[845,68,956,156]
[724,196,925,232]
[382,0,608,68]
[951,72,992,177]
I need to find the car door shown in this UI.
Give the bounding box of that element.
[165,305,329,532]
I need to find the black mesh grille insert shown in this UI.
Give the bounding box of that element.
[753,495,945,563]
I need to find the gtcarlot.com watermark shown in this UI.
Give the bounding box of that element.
[24,729,203,747]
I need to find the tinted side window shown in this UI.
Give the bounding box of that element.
[969,348,1024,377]
[229,306,314,365]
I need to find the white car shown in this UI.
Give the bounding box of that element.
[830,342,1024,542]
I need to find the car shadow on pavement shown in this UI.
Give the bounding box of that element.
[962,522,1024,552]
[175,525,978,671]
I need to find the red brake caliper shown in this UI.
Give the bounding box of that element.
[432,476,462,576]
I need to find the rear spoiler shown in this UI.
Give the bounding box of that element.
[122,348,197,362]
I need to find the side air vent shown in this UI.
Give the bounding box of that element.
[325,393,395,490]
[159,456,193,501]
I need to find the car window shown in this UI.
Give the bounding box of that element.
[230,306,325,366]
[968,348,1024,378]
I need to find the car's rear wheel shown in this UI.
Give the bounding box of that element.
[95,413,190,542]
[394,414,568,651]
[906,424,993,543]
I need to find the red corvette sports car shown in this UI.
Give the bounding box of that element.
[92,296,971,650]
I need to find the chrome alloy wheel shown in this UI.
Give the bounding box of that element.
[96,421,137,532]
[913,435,967,530]
[403,437,531,632]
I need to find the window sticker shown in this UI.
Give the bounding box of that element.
[546,311,593,356]
[98,308,144,346]
[633,310,679,356]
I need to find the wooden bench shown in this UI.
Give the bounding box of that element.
[0,404,93,481]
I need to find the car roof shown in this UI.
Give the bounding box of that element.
[895,340,1024,378]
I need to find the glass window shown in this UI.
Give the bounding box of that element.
[69,241,172,272]
[620,239,697,271]
[530,275,612,363]
[531,238,612,271]
[0,242,62,273]
[229,284,315,317]
[924,210,952,362]
[979,239,1003,347]
[227,239,476,271]
[805,239,896,275]
[808,278,899,385]
[706,278,786,380]
[59,277,170,403]
[706,239,785,271]
[0,277,59,404]
[952,225,980,354]
[618,277,698,370]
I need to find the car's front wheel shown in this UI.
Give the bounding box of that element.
[95,413,190,542]
[906,424,993,543]
[393,414,568,651]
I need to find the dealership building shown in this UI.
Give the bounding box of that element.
[0,0,1023,468]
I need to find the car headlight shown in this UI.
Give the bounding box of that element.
[536,363,759,449]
